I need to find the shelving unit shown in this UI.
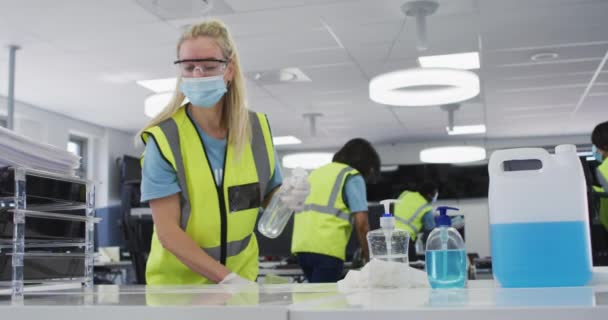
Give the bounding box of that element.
[0,167,98,302]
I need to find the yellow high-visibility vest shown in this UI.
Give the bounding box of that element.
[141,106,275,284]
[291,162,360,261]
[394,191,432,241]
[595,160,608,231]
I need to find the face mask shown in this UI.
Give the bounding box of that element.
[432,193,439,203]
[593,145,604,163]
[180,75,227,108]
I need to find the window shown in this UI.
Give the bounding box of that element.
[0,116,7,128]
[67,135,88,178]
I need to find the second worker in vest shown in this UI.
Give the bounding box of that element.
[394,182,439,262]
[591,121,608,231]
[291,138,381,283]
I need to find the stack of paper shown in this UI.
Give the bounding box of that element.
[0,126,80,176]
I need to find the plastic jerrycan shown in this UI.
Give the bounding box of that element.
[488,144,592,287]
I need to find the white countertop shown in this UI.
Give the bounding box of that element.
[1,278,608,320]
[290,281,608,320]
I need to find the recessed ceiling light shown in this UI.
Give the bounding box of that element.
[273,136,302,146]
[144,92,173,118]
[530,52,559,62]
[369,68,480,107]
[283,152,333,170]
[420,146,486,164]
[135,0,213,20]
[137,77,177,93]
[447,124,486,135]
[418,52,480,70]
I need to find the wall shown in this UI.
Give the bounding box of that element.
[1,96,142,205]
[1,96,142,247]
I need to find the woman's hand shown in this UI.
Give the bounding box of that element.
[278,170,310,211]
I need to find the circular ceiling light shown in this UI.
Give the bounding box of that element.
[283,152,333,170]
[369,68,480,107]
[530,52,559,62]
[144,92,173,118]
[420,146,486,164]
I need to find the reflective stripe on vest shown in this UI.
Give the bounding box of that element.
[394,201,432,235]
[301,204,353,224]
[296,166,354,224]
[250,111,272,200]
[157,119,191,230]
[203,234,252,261]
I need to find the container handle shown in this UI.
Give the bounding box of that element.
[489,148,550,176]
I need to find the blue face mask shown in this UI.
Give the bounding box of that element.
[180,75,227,108]
[593,145,604,163]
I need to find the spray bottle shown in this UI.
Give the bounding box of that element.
[425,206,467,289]
[258,168,308,238]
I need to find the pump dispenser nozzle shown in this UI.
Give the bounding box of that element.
[379,199,400,230]
[436,206,459,227]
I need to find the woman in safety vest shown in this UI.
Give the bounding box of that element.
[291,138,380,282]
[138,20,309,285]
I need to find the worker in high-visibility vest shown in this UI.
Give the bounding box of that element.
[139,19,309,285]
[394,181,439,261]
[592,121,608,231]
[292,138,380,282]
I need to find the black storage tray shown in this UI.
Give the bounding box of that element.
[0,253,85,281]
[0,209,85,242]
[0,167,87,216]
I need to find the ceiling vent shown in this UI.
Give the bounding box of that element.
[246,67,311,85]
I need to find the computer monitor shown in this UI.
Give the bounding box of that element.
[121,155,142,183]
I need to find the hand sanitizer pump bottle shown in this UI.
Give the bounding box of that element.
[425,206,467,289]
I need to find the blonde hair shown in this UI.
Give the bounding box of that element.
[137,19,250,155]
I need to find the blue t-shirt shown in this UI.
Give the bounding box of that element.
[141,116,283,202]
[422,211,436,231]
[342,174,368,213]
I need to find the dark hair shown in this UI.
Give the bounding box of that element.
[418,181,438,201]
[592,121,608,151]
[333,138,380,181]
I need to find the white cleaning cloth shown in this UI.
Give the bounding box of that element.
[338,259,429,292]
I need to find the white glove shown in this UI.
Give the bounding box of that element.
[219,272,255,285]
[279,168,310,212]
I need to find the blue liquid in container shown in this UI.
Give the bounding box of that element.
[491,221,592,288]
[425,249,467,289]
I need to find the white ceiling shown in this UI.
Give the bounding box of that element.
[0,0,607,150]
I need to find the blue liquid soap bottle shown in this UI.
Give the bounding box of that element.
[425,206,467,289]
